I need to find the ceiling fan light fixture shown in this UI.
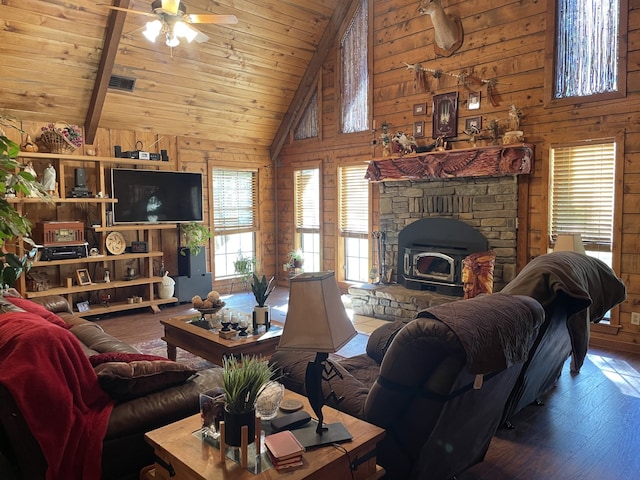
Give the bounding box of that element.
[174,21,198,43]
[143,20,162,42]
[165,33,180,48]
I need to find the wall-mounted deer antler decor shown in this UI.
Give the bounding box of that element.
[418,0,463,57]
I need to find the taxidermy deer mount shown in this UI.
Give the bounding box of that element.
[418,0,464,57]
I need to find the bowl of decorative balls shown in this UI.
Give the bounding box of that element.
[191,291,226,329]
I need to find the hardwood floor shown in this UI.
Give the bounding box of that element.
[94,290,640,480]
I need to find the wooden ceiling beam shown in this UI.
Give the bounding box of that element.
[269,0,360,162]
[84,0,130,145]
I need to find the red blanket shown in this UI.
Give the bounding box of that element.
[0,311,114,480]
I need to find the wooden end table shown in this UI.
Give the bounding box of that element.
[144,390,385,480]
[160,313,283,366]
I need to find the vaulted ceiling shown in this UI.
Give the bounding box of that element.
[1,0,353,158]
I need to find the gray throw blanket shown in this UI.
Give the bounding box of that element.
[501,251,626,372]
[418,294,544,374]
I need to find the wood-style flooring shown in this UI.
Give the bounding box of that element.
[95,288,640,480]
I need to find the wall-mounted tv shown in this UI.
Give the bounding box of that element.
[111,168,204,224]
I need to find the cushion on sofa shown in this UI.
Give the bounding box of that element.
[4,296,70,329]
[89,352,169,367]
[94,360,197,401]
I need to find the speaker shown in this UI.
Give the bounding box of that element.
[178,247,207,276]
[74,168,87,188]
[114,145,122,158]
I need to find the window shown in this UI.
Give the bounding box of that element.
[339,165,369,282]
[294,168,320,271]
[549,0,627,101]
[549,141,616,266]
[212,169,257,279]
[294,90,319,140]
[340,0,369,134]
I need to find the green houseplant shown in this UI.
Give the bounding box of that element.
[180,222,211,256]
[221,354,275,446]
[1,117,49,250]
[233,253,255,283]
[251,273,275,331]
[288,248,304,268]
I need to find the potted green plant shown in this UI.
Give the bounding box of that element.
[251,273,275,331]
[233,252,255,285]
[221,354,275,446]
[180,222,212,256]
[0,247,36,290]
[288,248,304,269]
[1,117,49,250]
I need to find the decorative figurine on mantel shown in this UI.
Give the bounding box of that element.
[502,104,524,145]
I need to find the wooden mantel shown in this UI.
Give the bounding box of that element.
[365,143,535,182]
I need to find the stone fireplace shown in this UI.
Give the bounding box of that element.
[349,175,520,320]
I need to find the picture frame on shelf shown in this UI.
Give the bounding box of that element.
[414,121,425,138]
[465,116,482,131]
[76,268,92,286]
[77,301,90,313]
[432,92,458,138]
[468,92,481,110]
[413,103,427,116]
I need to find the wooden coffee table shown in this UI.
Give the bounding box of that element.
[160,313,283,365]
[144,390,385,480]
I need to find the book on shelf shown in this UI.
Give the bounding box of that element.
[264,429,305,461]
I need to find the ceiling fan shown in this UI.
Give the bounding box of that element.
[104,0,237,48]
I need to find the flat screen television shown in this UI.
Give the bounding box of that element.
[111,168,204,224]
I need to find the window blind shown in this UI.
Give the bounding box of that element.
[294,168,320,230]
[550,142,615,250]
[339,165,369,235]
[212,169,257,234]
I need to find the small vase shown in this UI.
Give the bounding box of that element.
[223,408,256,447]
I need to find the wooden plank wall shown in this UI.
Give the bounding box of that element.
[276,0,640,353]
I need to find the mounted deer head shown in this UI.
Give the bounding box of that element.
[418,0,464,57]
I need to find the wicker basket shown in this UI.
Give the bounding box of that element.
[40,122,79,154]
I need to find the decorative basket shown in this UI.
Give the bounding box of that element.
[40,129,76,154]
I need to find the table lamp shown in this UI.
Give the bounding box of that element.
[554,233,586,254]
[277,271,357,440]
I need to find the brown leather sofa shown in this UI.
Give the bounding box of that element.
[0,294,223,480]
[270,293,545,480]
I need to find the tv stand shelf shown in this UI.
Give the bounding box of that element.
[12,151,181,315]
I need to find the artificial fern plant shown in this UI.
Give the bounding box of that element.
[222,354,275,414]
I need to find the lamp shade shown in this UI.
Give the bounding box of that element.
[278,272,357,353]
[554,234,586,254]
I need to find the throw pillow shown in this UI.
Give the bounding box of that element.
[94,360,197,401]
[5,296,70,329]
[89,352,168,367]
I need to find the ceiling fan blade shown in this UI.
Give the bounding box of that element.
[186,14,238,24]
[99,4,156,17]
[193,30,210,43]
[161,0,181,15]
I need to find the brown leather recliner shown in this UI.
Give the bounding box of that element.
[0,295,223,480]
[271,293,544,480]
[499,251,627,425]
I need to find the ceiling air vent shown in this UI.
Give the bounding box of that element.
[108,75,136,92]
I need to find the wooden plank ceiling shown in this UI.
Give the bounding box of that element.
[0,0,342,152]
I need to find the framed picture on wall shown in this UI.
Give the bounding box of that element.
[468,92,481,110]
[414,121,425,138]
[432,92,458,138]
[465,116,482,131]
[413,103,427,115]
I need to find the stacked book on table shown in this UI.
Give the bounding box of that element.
[264,430,305,470]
